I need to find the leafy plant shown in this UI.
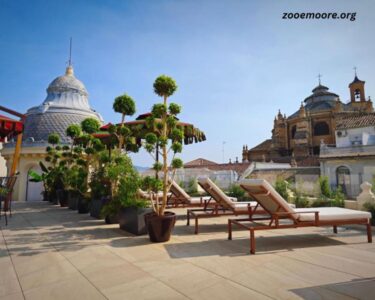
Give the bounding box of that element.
[143,75,184,216]
[293,192,310,208]
[318,176,331,198]
[228,184,245,199]
[274,177,290,201]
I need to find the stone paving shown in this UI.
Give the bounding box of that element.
[1,202,375,300]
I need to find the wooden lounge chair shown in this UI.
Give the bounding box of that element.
[228,179,373,254]
[186,177,264,234]
[167,180,212,207]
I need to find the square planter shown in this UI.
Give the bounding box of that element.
[68,192,79,210]
[119,207,153,235]
[90,197,107,219]
[77,197,89,214]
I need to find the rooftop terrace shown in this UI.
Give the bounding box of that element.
[1,202,375,299]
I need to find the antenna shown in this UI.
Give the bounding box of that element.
[353,66,357,77]
[317,73,322,85]
[68,37,72,66]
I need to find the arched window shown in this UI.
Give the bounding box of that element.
[336,166,350,195]
[291,125,297,139]
[355,89,361,100]
[313,122,330,136]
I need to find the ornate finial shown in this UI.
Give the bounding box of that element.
[354,66,357,77]
[65,37,74,76]
[318,73,322,85]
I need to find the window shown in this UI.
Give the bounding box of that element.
[291,125,297,139]
[355,89,361,100]
[336,166,350,196]
[313,122,330,136]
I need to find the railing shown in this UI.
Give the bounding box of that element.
[320,144,375,157]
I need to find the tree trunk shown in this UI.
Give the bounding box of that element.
[161,95,168,216]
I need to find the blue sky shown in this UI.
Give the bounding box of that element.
[1,0,374,167]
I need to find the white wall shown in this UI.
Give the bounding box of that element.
[0,143,7,176]
[336,126,375,148]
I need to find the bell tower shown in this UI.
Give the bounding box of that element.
[349,68,366,102]
[348,68,373,112]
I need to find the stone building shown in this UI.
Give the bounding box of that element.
[1,64,102,202]
[242,74,373,166]
[320,112,375,198]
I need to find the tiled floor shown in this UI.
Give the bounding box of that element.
[1,202,375,299]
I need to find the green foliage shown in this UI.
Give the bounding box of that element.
[293,192,310,208]
[274,177,290,201]
[153,75,178,97]
[171,128,184,142]
[171,142,182,153]
[66,124,82,139]
[169,103,181,115]
[0,186,9,197]
[186,178,198,194]
[171,158,183,169]
[318,176,331,198]
[363,201,375,218]
[113,94,136,117]
[48,133,60,145]
[145,133,157,145]
[153,162,163,171]
[81,118,100,134]
[142,176,163,193]
[331,186,345,207]
[228,184,245,199]
[152,103,167,118]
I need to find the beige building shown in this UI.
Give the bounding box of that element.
[243,74,373,166]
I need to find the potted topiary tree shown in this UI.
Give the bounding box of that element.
[142,75,185,242]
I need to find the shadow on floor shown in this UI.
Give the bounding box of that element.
[164,234,348,258]
[290,277,375,299]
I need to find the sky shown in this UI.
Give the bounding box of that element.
[1,0,374,167]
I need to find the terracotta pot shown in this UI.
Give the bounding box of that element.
[144,212,176,242]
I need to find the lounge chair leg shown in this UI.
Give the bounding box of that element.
[228,220,232,240]
[367,223,372,243]
[195,217,199,234]
[333,225,337,234]
[187,211,190,226]
[250,229,255,254]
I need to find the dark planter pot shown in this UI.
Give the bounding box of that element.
[42,191,50,202]
[105,213,120,224]
[145,211,176,242]
[56,189,68,207]
[119,207,153,235]
[77,197,89,214]
[90,197,107,219]
[49,191,58,205]
[68,191,79,210]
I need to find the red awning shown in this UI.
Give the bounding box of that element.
[0,114,24,142]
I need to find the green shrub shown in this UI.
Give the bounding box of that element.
[274,177,289,201]
[318,176,331,198]
[187,178,198,194]
[228,184,245,199]
[294,192,310,208]
[363,202,375,225]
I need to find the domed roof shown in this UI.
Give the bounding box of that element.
[22,65,103,144]
[288,83,340,119]
[46,66,87,96]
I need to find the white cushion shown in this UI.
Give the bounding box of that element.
[296,207,371,221]
[239,179,298,219]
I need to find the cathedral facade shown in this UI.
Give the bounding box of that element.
[242,74,373,166]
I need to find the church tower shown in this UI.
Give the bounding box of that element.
[348,70,373,112]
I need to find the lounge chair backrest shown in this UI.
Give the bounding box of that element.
[198,177,234,210]
[169,180,191,201]
[239,179,298,221]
